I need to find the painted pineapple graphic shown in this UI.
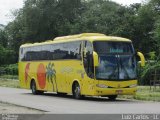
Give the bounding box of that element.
[46,62,56,91]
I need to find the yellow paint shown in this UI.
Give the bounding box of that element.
[137,52,145,67]
[95,80,137,95]
[19,33,144,96]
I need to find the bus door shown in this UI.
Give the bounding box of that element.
[82,41,94,95]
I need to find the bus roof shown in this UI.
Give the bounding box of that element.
[20,33,131,48]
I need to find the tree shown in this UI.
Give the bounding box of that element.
[0,44,16,65]
[0,30,8,47]
[2,0,160,64]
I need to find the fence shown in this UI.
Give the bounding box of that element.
[150,69,160,90]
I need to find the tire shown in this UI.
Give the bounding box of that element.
[31,80,38,95]
[73,83,82,99]
[108,95,117,100]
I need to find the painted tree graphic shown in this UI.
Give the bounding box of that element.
[46,62,56,91]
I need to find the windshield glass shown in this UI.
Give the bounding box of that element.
[94,41,137,80]
[94,41,134,54]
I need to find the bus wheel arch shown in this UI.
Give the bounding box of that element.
[72,81,82,99]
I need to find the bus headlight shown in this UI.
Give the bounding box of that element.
[96,84,108,88]
[129,84,137,88]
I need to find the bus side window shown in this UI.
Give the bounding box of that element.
[77,42,82,60]
[83,41,94,78]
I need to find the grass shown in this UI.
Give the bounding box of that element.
[134,86,160,101]
[0,78,19,88]
[0,79,19,88]
[119,86,160,102]
[0,75,19,88]
[0,75,18,80]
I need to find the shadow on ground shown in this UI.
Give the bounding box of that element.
[23,92,139,103]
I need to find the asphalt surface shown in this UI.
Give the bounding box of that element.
[0,87,160,114]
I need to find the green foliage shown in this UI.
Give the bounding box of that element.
[6,0,160,58]
[0,79,19,88]
[148,51,156,60]
[0,64,18,75]
[0,30,8,47]
[153,17,160,56]
[138,61,160,85]
[0,45,16,66]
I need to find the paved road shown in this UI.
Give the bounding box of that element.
[0,87,159,114]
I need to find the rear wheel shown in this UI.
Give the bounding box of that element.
[31,80,38,95]
[73,83,81,99]
[31,80,43,95]
[108,95,117,100]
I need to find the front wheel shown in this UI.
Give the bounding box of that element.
[73,83,82,99]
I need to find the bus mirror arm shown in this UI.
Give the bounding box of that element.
[137,52,145,67]
[93,51,99,67]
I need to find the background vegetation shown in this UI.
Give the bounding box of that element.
[0,0,160,85]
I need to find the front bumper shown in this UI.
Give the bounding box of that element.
[94,87,137,96]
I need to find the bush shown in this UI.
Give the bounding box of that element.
[0,64,18,75]
[138,61,160,85]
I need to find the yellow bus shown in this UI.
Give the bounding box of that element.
[18,33,145,100]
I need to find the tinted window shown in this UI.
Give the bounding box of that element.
[20,41,82,61]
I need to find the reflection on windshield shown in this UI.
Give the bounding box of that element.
[119,55,136,79]
[96,55,118,79]
[96,55,137,80]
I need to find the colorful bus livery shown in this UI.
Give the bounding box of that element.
[19,33,145,100]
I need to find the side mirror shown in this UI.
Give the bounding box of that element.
[93,51,99,67]
[137,52,145,67]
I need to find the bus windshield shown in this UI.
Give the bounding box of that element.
[93,41,137,80]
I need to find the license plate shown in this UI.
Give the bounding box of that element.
[116,90,123,94]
